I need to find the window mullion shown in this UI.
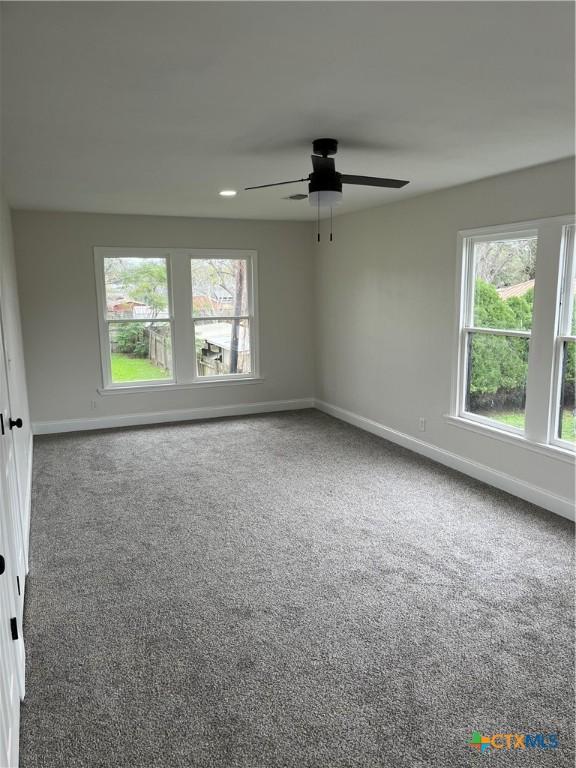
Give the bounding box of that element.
[524,222,564,443]
[170,254,196,383]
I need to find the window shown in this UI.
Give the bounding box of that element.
[99,255,173,385]
[191,258,253,378]
[553,225,575,446]
[95,248,259,389]
[463,232,537,432]
[452,216,575,453]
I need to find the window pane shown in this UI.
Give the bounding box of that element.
[194,319,251,376]
[472,237,537,331]
[109,322,172,382]
[465,332,529,430]
[104,258,169,320]
[558,341,575,443]
[191,259,248,318]
[564,225,576,335]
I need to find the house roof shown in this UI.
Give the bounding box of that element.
[497,278,576,301]
[108,297,146,308]
[497,280,534,300]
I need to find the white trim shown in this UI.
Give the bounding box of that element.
[449,231,467,417]
[32,398,314,435]
[190,315,250,323]
[315,400,575,522]
[97,376,265,395]
[457,215,574,240]
[525,221,565,443]
[549,224,576,447]
[22,433,33,575]
[7,699,19,768]
[453,408,525,438]
[462,327,531,338]
[444,414,575,464]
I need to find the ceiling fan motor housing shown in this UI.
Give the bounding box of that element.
[312,138,338,157]
[308,172,342,196]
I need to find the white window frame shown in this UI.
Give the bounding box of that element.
[456,226,537,437]
[448,215,576,457]
[190,250,259,383]
[550,224,575,450]
[94,247,260,391]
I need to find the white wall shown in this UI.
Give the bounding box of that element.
[0,190,32,520]
[314,158,575,515]
[12,212,315,427]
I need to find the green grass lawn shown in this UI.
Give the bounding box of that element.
[479,408,575,442]
[111,353,169,383]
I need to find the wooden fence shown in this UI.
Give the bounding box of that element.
[148,328,172,372]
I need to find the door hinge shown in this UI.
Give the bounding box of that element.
[0,555,4,575]
[10,617,18,641]
[0,413,4,435]
[17,575,20,595]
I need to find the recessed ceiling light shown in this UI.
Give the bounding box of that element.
[219,189,237,198]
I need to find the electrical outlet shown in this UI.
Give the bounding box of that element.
[418,417,426,432]
[90,400,97,411]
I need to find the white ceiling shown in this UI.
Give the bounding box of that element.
[1,1,574,221]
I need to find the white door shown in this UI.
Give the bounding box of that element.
[0,205,32,571]
[0,390,25,631]
[0,313,25,767]
[0,501,21,768]
[0,309,25,637]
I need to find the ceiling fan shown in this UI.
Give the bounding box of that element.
[245,138,410,211]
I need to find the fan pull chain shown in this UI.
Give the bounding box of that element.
[317,195,320,242]
[330,206,333,242]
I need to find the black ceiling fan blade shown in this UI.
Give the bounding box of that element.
[245,177,308,190]
[341,174,409,189]
[311,155,335,173]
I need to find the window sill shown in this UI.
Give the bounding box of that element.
[444,414,575,465]
[98,377,265,395]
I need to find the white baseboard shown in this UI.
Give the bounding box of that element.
[23,433,33,573]
[315,400,575,522]
[32,398,315,435]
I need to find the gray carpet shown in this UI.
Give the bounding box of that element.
[20,410,574,767]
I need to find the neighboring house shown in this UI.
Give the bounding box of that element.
[497,279,534,300]
[107,296,148,318]
[194,291,234,315]
[497,278,576,301]
[213,285,233,303]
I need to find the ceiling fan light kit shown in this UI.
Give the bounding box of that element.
[245,138,409,241]
[308,189,342,209]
